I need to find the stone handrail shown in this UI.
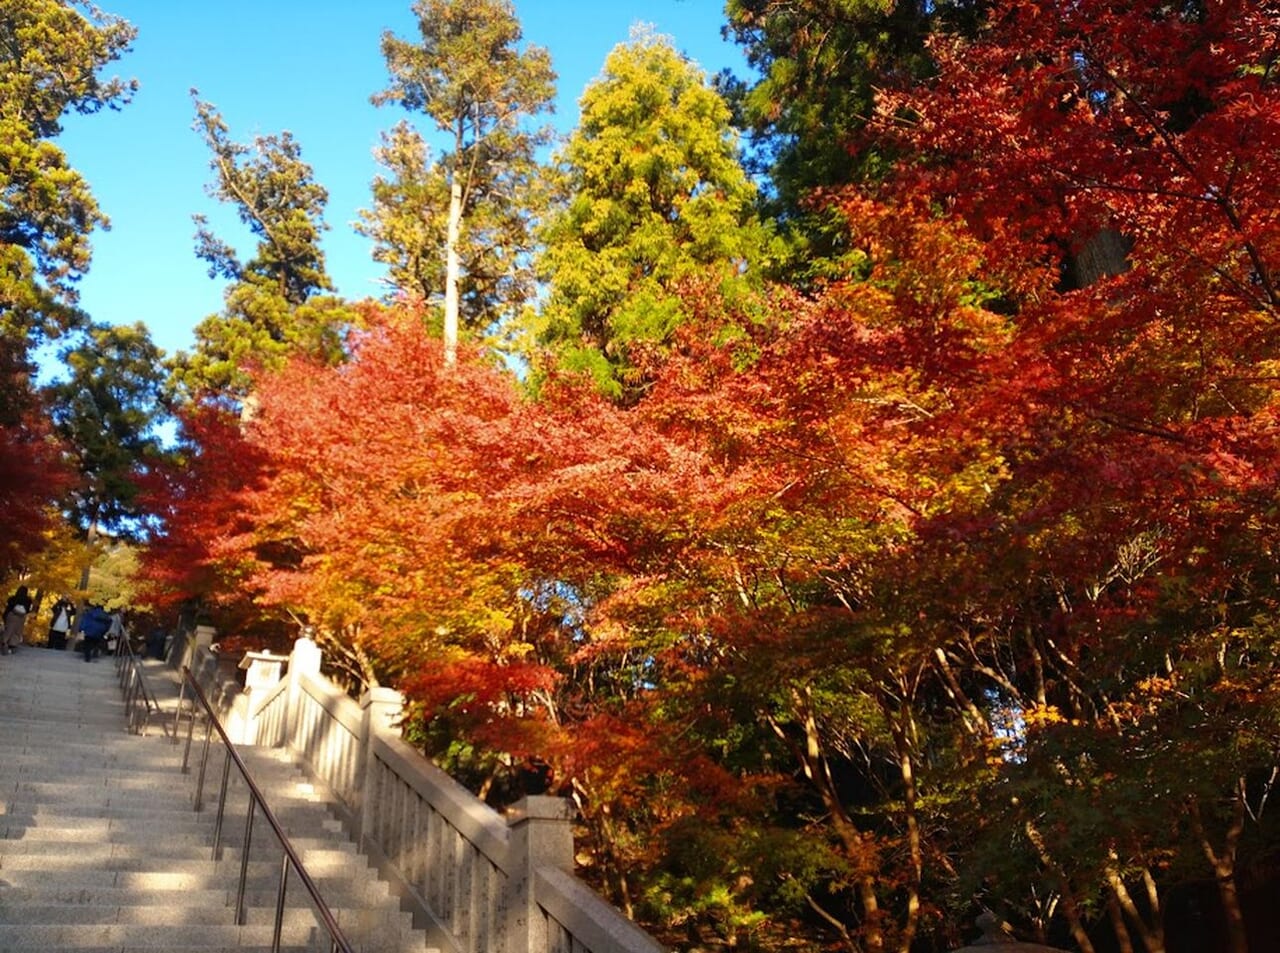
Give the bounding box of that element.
[174,631,667,953]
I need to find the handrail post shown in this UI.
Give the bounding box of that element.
[181,704,197,772]
[506,796,576,953]
[273,851,290,952]
[115,636,161,738]
[129,668,139,709]
[194,720,213,811]
[174,679,187,745]
[236,797,257,925]
[212,752,233,860]
[174,666,355,953]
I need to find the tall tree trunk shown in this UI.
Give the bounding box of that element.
[78,520,99,593]
[932,647,989,739]
[888,703,923,953]
[571,779,634,920]
[1104,860,1165,953]
[769,692,885,952]
[1106,895,1135,953]
[443,176,462,365]
[1025,626,1048,706]
[1022,816,1097,953]
[1188,792,1250,953]
[1065,227,1131,289]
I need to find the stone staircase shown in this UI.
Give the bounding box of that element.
[0,646,431,952]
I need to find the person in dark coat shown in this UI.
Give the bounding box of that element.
[2,586,33,654]
[146,624,168,660]
[77,604,111,662]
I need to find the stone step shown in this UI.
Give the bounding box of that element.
[0,899,409,925]
[3,908,424,950]
[0,784,330,812]
[0,696,129,713]
[0,648,431,953]
[4,826,350,852]
[0,838,359,866]
[0,881,386,910]
[0,811,345,838]
[0,916,402,950]
[0,883,250,907]
[0,817,348,849]
[0,901,422,947]
[0,850,372,880]
[0,782,330,810]
[0,868,396,905]
[0,721,150,737]
[0,742,173,759]
[0,921,357,950]
[2,948,313,953]
[0,755,184,775]
[0,945,310,953]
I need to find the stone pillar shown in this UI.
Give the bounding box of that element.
[235,651,287,744]
[355,686,404,848]
[505,796,575,953]
[193,624,216,651]
[281,636,322,750]
[178,624,215,670]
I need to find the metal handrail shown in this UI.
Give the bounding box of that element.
[115,632,164,737]
[176,666,354,953]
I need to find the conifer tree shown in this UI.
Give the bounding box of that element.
[48,321,167,538]
[0,0,136,350]
[171,96,352,402]
[723,0,985,286]
[372,0,555,362]
[47,321,168,588]
[356,121,449,306]
[0,0,136,568]
[532,28,770,401]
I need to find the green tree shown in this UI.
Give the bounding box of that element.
[47,321,168,588]
[356,121,448,305]
[359,120,545,346]
[48,321,167,535]
[723,0,984,286]
[373,0,555,362]
[171,95,352,401]
[530,28,771,401]
[0,0,138,556]
[0,0,136,350]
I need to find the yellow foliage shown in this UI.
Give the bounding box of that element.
[1021,704,1067,729]
[1134,675,1176,698]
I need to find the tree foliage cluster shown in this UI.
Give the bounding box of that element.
[140,2,1280,949]
[7,1,1280,951]
[0,0,144,576]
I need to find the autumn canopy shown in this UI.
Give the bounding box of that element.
[5,1,1279,951]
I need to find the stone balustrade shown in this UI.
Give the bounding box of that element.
[176,632,667,953]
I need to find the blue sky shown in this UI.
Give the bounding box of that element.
[55,1,749,358]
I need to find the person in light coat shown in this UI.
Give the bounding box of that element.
[46,595,76,650]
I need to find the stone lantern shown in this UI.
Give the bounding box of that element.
[950,913,1068,952]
